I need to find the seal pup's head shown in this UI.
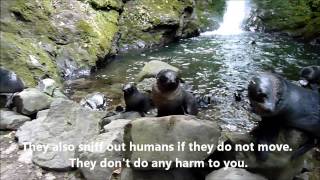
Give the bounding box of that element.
[122,83,138,96]
[0,67,24,93]
[156,69,180,92]
[299,66,320,87]
[248,73,285,117]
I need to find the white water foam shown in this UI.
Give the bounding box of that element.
[201,0,247,36]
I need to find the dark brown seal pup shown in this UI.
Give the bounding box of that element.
[299,66,320,91]
[248,72,320,160]
[152,69,198,117]
[123,83,152,116]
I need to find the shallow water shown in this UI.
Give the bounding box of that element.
[67,32,320,132]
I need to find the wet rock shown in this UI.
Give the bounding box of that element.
[0,109,31,130]
[121,168,198,180]
[16,99,106,171]
[77,121,128,180]
[13,88,53,116]
[37,78,67,99]
[100,111,142,128]
[80,92,108,111]
[124,115,221,168]
[137,60,180,81]
[205,168,267,180]
[136,78,156,93]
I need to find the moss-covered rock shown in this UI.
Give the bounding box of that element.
[118,0,200,51]
[0,32,59,87]
[246,0,320,41]
[1,0,120,85]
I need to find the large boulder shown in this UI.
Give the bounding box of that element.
[137,60,179,81]
[0,109,31,130]
[15,98,107,171]
[13,88,53,115]
[77,119,131,180]
[205,168,267,180]
[124,115,221,169]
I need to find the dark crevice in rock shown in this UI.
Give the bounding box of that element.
[11,11,31,22]
[89,3,123,13]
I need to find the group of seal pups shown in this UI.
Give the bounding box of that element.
[122,66,320,159]
[122,69,199,117]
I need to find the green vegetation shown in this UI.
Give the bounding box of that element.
[249,0,320,41]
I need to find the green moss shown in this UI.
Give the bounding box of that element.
[0,32,60,86]
[249,0,320,40]
[88,0,123,10]
[9,0,53,22]
[74,10,119,66]
[119,0,198,49]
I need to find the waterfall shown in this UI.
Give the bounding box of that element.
[201,0,247,36]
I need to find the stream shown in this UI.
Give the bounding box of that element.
[66,0,320,133]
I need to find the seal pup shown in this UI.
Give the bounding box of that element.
[0,68,24,107]
[299,66,320,91]
[123,83,152,116]
[248,72,320,160]
[152,69,198,116]
[0,67,24,93]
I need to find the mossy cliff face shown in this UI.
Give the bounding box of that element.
[118,0,200,51]
[0,0,120,86]
[0,0,221,86]
[246,0,320,42]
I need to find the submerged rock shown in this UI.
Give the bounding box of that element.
[16,99,106,171]
[137,60,180,81]
[205,168,267,180]
[0,109,31,130]
[13,88,53,116]
[124,115,221,169]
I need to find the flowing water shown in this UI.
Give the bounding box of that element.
[67,0,320,132]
